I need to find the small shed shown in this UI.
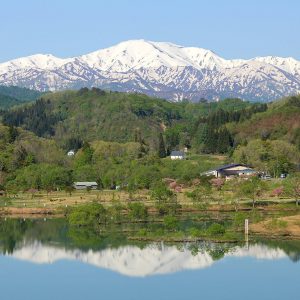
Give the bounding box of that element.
[73,182,98,190]
[170,151,185,160]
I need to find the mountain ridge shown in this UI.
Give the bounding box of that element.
[1,40,300,102]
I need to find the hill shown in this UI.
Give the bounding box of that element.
[228,95,300,176]
[0,88,259,151]
[0,89,299,191]
[229,95,300,147]
[0,85,44,109]
[0,94,22,109]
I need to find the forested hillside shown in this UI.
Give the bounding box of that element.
[1,88,265,152]
[0,88,299,191]
[0,94,21,109]
[0,85,44,109]
[230,95,300,176]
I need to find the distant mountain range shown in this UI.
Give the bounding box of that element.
[0,40,300,102]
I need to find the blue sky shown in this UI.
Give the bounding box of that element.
[0,0,299,62]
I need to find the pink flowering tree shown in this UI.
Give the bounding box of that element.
[270,187,284,198]
[210,178,225,191]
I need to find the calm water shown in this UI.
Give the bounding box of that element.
[0,218,299,300]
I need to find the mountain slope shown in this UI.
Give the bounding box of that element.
[0,85,45,109]
[0,85,45,102]
[0,40,299,102]
[0,89,265,156]
[229,95,300,145]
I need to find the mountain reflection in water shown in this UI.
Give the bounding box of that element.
[7,242,289,277]
[0,218,299,277]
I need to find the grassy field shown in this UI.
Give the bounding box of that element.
[0,187,298,210]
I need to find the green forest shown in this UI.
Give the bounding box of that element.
[0,85,44,109]
[0,86,299,192]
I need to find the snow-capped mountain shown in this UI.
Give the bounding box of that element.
[1,39,300,102]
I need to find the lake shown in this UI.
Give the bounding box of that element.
[0,218,299,300]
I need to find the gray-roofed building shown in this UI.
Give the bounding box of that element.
[73,182,98,190]
[170,151,185,160]
[203,163,256,179]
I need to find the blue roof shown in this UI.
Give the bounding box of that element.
[205,163,252,173]
[170,151,185,156]
[215,163,247,171]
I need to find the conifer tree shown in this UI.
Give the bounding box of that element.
[158,133,166,158]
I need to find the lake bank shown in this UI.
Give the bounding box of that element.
[1,189,300,240]
[250,215,300,239]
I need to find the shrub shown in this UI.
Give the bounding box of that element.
[163,215,179,231]
[207,223,225,236]
[127,202,148,221]
[233,212,247,229]
[151,182,181,215]
[67,202,107,226]
[188,227,203,238]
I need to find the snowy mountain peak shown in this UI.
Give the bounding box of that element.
[0,54,72,73]
[0,40,300,102]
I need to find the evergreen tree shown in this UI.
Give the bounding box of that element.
[8,126,18,143]
[217,127,233,153]
[65,137,83,151]
[158,133,166,158]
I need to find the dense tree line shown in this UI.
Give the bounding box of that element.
[2,99,63,137]
[0,89,268,154]
[0,85,44,102]
[192,104,267,153]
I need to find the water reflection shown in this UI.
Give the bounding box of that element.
[1,218,299,277]
[7,242,289,277]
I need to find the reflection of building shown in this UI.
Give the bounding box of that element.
[73,182,98,190]
[203,164,256,179]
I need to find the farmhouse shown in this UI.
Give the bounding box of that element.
[203,163,256,179]
[73,182,98,190]
[170,151,185,160]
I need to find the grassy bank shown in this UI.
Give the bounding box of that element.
[1,186,300,241]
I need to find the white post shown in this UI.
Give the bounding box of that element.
[245,219,249,235]
[245,219,249,248]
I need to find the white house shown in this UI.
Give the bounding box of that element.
[73,182,98,190]
[67,150,75,157]
[170,151,185,160]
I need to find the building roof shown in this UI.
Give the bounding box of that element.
[215,163,250,171]
[203,163,253,175]
[170,151,185,156]
[74,182,98,185]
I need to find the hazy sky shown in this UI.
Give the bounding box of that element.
[0,0,299,62]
